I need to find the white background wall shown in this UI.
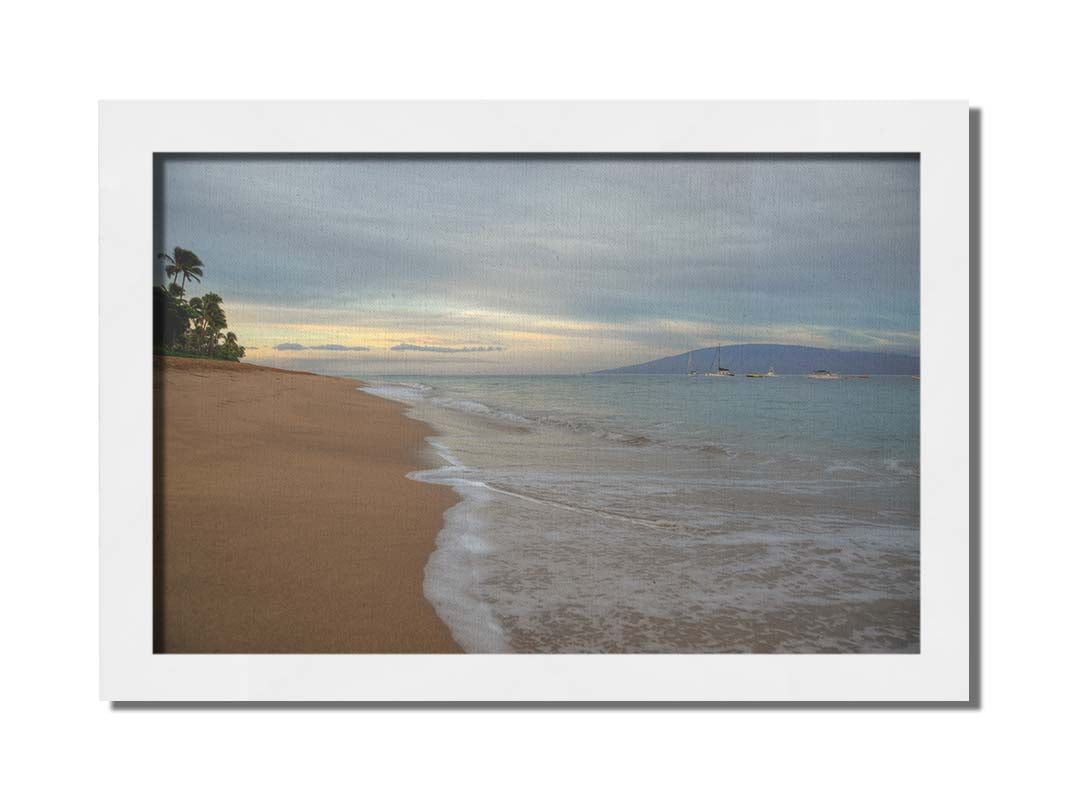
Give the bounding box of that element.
[3,1,1061,797]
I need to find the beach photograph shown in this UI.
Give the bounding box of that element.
[153,154,920,654]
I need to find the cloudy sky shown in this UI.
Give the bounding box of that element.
[156,155,919,374]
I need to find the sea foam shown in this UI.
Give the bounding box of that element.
[359,375,920,653]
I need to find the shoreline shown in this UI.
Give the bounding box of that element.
[154,356,462,653]
[357,375,919,653]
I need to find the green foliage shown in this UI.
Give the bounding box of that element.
[217,331,246,361]
[154,248,245,362]
[153,285,190,349]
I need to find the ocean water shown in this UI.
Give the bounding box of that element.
[359,374,920,653]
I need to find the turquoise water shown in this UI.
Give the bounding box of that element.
[405,373,919,462]
[359,374,920,653]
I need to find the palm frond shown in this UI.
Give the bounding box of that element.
[173,246,205,268]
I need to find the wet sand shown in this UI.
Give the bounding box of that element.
[153,356,461,653]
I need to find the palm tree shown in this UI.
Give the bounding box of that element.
[187,293,227,355]
[158,247,204,293]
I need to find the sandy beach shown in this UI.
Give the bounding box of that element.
[153,356,461,653]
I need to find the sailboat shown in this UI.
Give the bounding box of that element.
[703,345,734,377]
[687,352,697,377]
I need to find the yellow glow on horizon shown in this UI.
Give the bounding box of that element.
[225,300,918,367]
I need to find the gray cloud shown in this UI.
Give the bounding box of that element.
[391,343,505,353]
[274,342,371,351]
[159,156,919,365]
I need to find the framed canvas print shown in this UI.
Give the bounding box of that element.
[100,101,970,701]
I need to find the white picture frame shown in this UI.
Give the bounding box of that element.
[100,100,969,701]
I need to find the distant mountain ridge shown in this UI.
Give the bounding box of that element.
[594,344,919,375]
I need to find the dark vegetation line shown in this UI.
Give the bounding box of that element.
[153,247,245,362]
